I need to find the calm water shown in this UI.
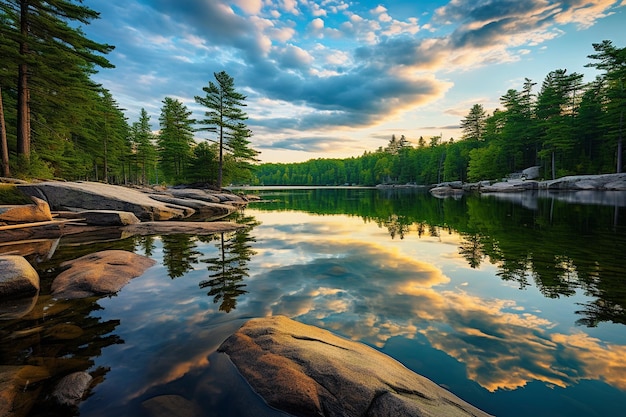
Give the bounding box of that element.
[2,188,626,417]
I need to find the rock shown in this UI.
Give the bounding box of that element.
[52,372,92,407]
[149,194,237,220]
[0,365,50,417]
[51,250,156,299]
[0,196,52,223]
[167,188,222,203]
[77,210,141,226]
[480,179,538,193]
[522,166,540,180]
[121,221,244,237]
[429,185,464,198]
[0,255,39,298]
[141,394,198,417]
[219,316,492,417]
[540,173,626,190]
[17,181,191,221]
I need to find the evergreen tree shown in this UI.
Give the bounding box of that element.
[460,104,487,141]
[195,71,255,189]
[129,108,157,184]
[157,97,195,183]
[586,40,626,173]
[0,0,114,165]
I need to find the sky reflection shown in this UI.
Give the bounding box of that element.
[243,209,626,395]
[81,204,626,417]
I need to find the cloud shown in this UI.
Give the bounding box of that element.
[84,0,624,160]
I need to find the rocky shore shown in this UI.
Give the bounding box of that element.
[430,172,626,197]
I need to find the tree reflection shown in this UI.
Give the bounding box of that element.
[250,189,626,327]
[458,233,486,268]
[199,212,259,312]
[161,234,202,278]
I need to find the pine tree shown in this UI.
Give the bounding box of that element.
[460,104,487,141]
[195,71,256,189]
[586,40,626,173]
[0,0,114,165]
[157,97,195,183]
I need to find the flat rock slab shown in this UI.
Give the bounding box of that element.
[17,182,191,221]
[121,221,244,237]
[51,250,155,299]
[219,316,492,417]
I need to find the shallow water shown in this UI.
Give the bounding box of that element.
[2,188,626,417]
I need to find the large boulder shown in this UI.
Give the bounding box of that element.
[219,316,492,417]
[17,182,191,221]
[0,255,39,298]
[51,250,155,299]
[0,196,52,223]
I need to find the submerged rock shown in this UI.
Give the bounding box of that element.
[219,316,492,417]
[141,394,198,417]
[51,250,155,299]
[0,365,50,417]
[52,372,93,407]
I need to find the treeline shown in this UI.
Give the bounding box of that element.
[254,40,625,186]
[0,2,257,187]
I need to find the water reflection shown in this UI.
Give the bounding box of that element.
[251,188,626,328]
[199,212,259,312]
[242,205,626,409]
[2,188,625,417]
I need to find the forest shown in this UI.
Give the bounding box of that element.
[0,2,624,188]
[0,1,257,188]
[254,41,626,186]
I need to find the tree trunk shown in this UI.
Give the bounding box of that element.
[551,151,556,180]
[218,118,224,190]
[617,109,623,174]
[17,0,31,159]
[0,86,10,177]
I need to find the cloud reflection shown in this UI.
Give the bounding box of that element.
[247,215,626,393]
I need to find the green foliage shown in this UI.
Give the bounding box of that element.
[0,183,30,204]
[157,97,195,184]
[195,71,258,189]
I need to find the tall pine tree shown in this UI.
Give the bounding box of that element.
[195,71,256,189]
[0,0,114,165]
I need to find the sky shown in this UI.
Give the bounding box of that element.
[81,0,626,163]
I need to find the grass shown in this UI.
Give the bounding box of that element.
[0,184,31,205]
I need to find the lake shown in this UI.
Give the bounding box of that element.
[2,188,626,417]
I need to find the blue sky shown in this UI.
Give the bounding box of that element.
[82,0,626,163]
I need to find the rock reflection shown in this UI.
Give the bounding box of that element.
[0,295,120,417]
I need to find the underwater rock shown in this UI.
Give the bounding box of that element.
[51,250,155,299]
